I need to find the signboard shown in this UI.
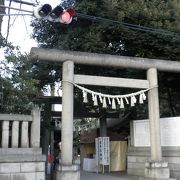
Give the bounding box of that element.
[95,138,99,166]
[160,117,180,146]
[134,120,150,147]
[98,137,103,164]
[95,137,110,165]
[133,117,180,147]
[102,137,110,165]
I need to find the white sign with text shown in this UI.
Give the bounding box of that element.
[95,137,110,165]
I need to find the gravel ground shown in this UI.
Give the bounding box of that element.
[81,171,139,180]
[49,170,139,180]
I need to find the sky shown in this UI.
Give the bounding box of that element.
[1,0,62,111]
[1,0,60,53]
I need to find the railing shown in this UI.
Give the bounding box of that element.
[0,106,40,148]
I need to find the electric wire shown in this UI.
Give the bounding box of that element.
[0,13,33,16]
[0,4,33,13]
[5,0,38,6]
[0,3,179,39]
[76,13,180,38]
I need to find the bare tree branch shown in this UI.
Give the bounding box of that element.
[5,0,12,42]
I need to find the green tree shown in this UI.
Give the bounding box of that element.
[31,0,180,119]
[0,46,40,114]
[32,0,180,59]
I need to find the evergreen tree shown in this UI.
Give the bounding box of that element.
[31,0,180,119]
[0,47,40,114]
[32,0,180,60]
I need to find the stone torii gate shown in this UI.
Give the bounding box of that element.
[30,47,180,180]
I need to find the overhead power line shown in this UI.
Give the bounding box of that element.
[0,4,33,13]
[76,13,180,39]
[0,3,179,39]
[4,0,38,6]
[0,13,32,16]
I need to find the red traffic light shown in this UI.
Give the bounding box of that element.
[66,8,75,17]
[60,8,75,24]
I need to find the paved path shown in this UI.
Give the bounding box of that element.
[81,171,139,180]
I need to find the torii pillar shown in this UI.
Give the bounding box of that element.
[144,68,170,179]
[56,61,80,180]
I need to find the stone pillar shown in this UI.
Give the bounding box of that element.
[21,121,29,148]
[56,61,80,180]
[12,121,19,148]
[61,61,74,165]
[147,68,162,161]
[2,121,9,148]
[31,106,41,147]
[145,68,170,179]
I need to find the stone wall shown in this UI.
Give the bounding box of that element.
[127,147,180,179]
[0,148,46,180]
[0,162,45,180]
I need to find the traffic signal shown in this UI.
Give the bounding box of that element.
[49,6,75,24]
[34,4,52,19]
[34,4,75,24]
[48,6,64,20]
[59,8,75,24]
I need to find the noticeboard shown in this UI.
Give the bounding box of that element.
[102,137,110,165]
[95,137,110,165]
[133,117,180,147]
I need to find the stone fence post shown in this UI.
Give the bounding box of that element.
[30,105,41,148]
